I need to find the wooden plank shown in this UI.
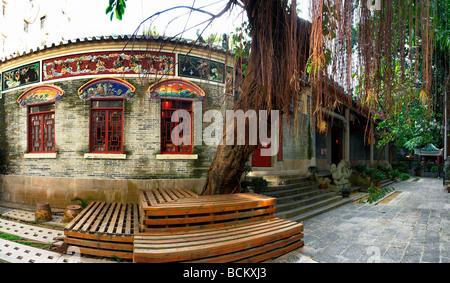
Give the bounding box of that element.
[139,190,150,209]
[172,188,185,199]
[133,203,140,234]
[65,230,133,243]
[157,189,171,203]
[163,188,179,201]
[116,203,127,235]
[66,237,134,251]
[107,203,122,234]
[236,238,304,263]
[64,201,96,230]
[133,222,302,263]
[72,202,102,231]
[143,207,276,226]
[179,188,198,197]
[89,202,111,233]
[146,190,158,207]
[191,234,303,263]
[140,215,277,233]
[81,202,106,232]
[136,217,288,239]
[152,189,165,204]
[69,245,133,260]
[136,218,291,244]
[142,199,276,216]
[98,203,116,234]
[89,203,111,233]
[125,204,132,235]
[136,221,299,250]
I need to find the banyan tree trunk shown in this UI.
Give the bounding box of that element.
[201,0,310,195]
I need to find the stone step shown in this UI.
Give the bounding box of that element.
[249,175,312,186]
[262,181,319,192]
[284,197,354,223]
[274,193,341,215]
[263,184,323,200]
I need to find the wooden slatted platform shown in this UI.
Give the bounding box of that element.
[64,188,304,263]
[64,202,140,260]
[139,190,277,233]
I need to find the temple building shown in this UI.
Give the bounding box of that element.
[0,34,388,208]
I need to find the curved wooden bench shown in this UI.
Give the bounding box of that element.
[134,217,303,263]
[134,189,304,263]
[64,188,304,262]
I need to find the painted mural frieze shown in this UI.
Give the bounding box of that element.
[17,85,64,107]
[1,62,40,91]
[78,77,136,100]
[42,51,175,81]
[148,79,205,101]
[178,54,225,83]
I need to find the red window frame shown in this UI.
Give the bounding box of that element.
[28,103,55,153]
[89,99,124,154]
[161,99,193,154]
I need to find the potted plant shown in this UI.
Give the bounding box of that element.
[251,177,268,194]
[373,171,386,187]
[308,166,320,181]
[317,177,327,190]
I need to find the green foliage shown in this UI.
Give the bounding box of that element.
[354,164,367,174]
[308,166,320,174]
[390,169,400,179]
[230,21,251,76]
[365,167,376,176]
[413,162,423,171]
[364,187,395,204]
[251,177,268,194]
[400,173,411,181]
[71,197,90,209]
[393,163,408,173]
[373,171,386,182]
[430,166,438,172]
[105,0,127,21]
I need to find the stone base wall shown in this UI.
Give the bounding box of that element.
[0,174,205,208]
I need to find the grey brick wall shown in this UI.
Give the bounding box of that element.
[1,77,230,180]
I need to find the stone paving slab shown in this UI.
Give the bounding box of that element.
[0,218,64,245]
[2,209,64,227]
[268,177,450,263]
[0,238,113,263]
[0,215,114,263]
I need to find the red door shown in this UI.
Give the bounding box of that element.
[252,142,272,167]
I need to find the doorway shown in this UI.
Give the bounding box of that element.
[252,142,272,167]
[331,127,342,165]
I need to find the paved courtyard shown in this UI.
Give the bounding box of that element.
[271,177,450,263]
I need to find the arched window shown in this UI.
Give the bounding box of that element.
[78,77,135,155]
[18,85,64,154]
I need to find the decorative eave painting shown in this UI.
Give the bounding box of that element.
[78,77,136,100]
[2,62,40,91]
[42,51,175,81]
[17,85,64,107]
[148,79,205,101]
